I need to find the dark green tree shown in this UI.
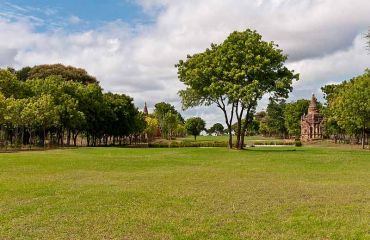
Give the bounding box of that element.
[28,64,97,84]
[209,123,224,135]
[185,117,206,140]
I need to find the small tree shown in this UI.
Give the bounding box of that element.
[209,123,224,136]
[185,117,205,140]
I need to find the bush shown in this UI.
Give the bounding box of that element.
[295,140,302,147]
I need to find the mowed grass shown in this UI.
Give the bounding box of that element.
[0,147,369,239]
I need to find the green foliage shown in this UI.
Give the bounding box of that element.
[145,116,159,141]
[177,29,298,148]
[162,112,178,139]
[284,99,310,137]
[208,123,224,135]
[154,102,183,139]
[325,70,370,148]
[0,66,145,147]
[0,70,24,98]
[185,117,206,140]
[28,64,97,84]
[265,98,286,137]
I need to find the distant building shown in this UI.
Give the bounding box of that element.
[142,102,161,140]
[301,94,324,141]
[143,102,148,116]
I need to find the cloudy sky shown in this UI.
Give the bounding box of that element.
[0,0,369,125]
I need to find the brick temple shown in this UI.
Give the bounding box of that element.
[301,94,324,141]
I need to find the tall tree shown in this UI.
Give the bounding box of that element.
[177,29,298,149]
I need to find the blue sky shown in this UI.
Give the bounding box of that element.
[0,0,369,124]
[0,0,154,31]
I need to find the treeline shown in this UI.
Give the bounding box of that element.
[0,64,145,148]
[207,70,369,149]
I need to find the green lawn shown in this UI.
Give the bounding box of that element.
[0,147,369,239]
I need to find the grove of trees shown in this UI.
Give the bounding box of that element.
[0,64,145,147]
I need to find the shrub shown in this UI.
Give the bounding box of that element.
[295,140,302,147]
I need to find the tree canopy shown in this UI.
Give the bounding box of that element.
[0,68,145,147]
[185,117,206,140]
[28,64,98,84]
[177,29,298,149]
[323,70,370,148]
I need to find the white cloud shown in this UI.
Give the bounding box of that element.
[0,0,369,125]
[68,15,82,25]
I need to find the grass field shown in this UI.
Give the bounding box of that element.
[0,147,369,239]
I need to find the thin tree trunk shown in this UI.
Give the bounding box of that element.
[67,129,71,146]
[362,125,365,149]
[43,127,46,148]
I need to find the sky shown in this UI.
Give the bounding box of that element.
[0,0,369,126]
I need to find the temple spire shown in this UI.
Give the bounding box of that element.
[308,94,318,114]
[143,102,148,116]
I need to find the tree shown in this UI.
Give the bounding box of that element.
[327,70,370,149]
[177,29,298,149]
[145,116,159,142]
[209,123,224,135]
[162,112,178,140]
[28,64,97,84]
[154,102,183,138]
[284,99,310,138]
[185,117,206,140]
[16,66,31,81]
[0,69,24,98]
[36,94,59,146]
[265,98,286,137]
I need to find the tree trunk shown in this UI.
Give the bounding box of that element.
[73,130,79,146]
[43,127,46,148]
[240,106,253,150]
[362,126,365,149]
[234,102,245,150]
[228,127,232,148]
[67,129,71,146]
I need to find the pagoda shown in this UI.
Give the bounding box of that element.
[300,94,324,141]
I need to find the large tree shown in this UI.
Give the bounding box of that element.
[177,29,298,149]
